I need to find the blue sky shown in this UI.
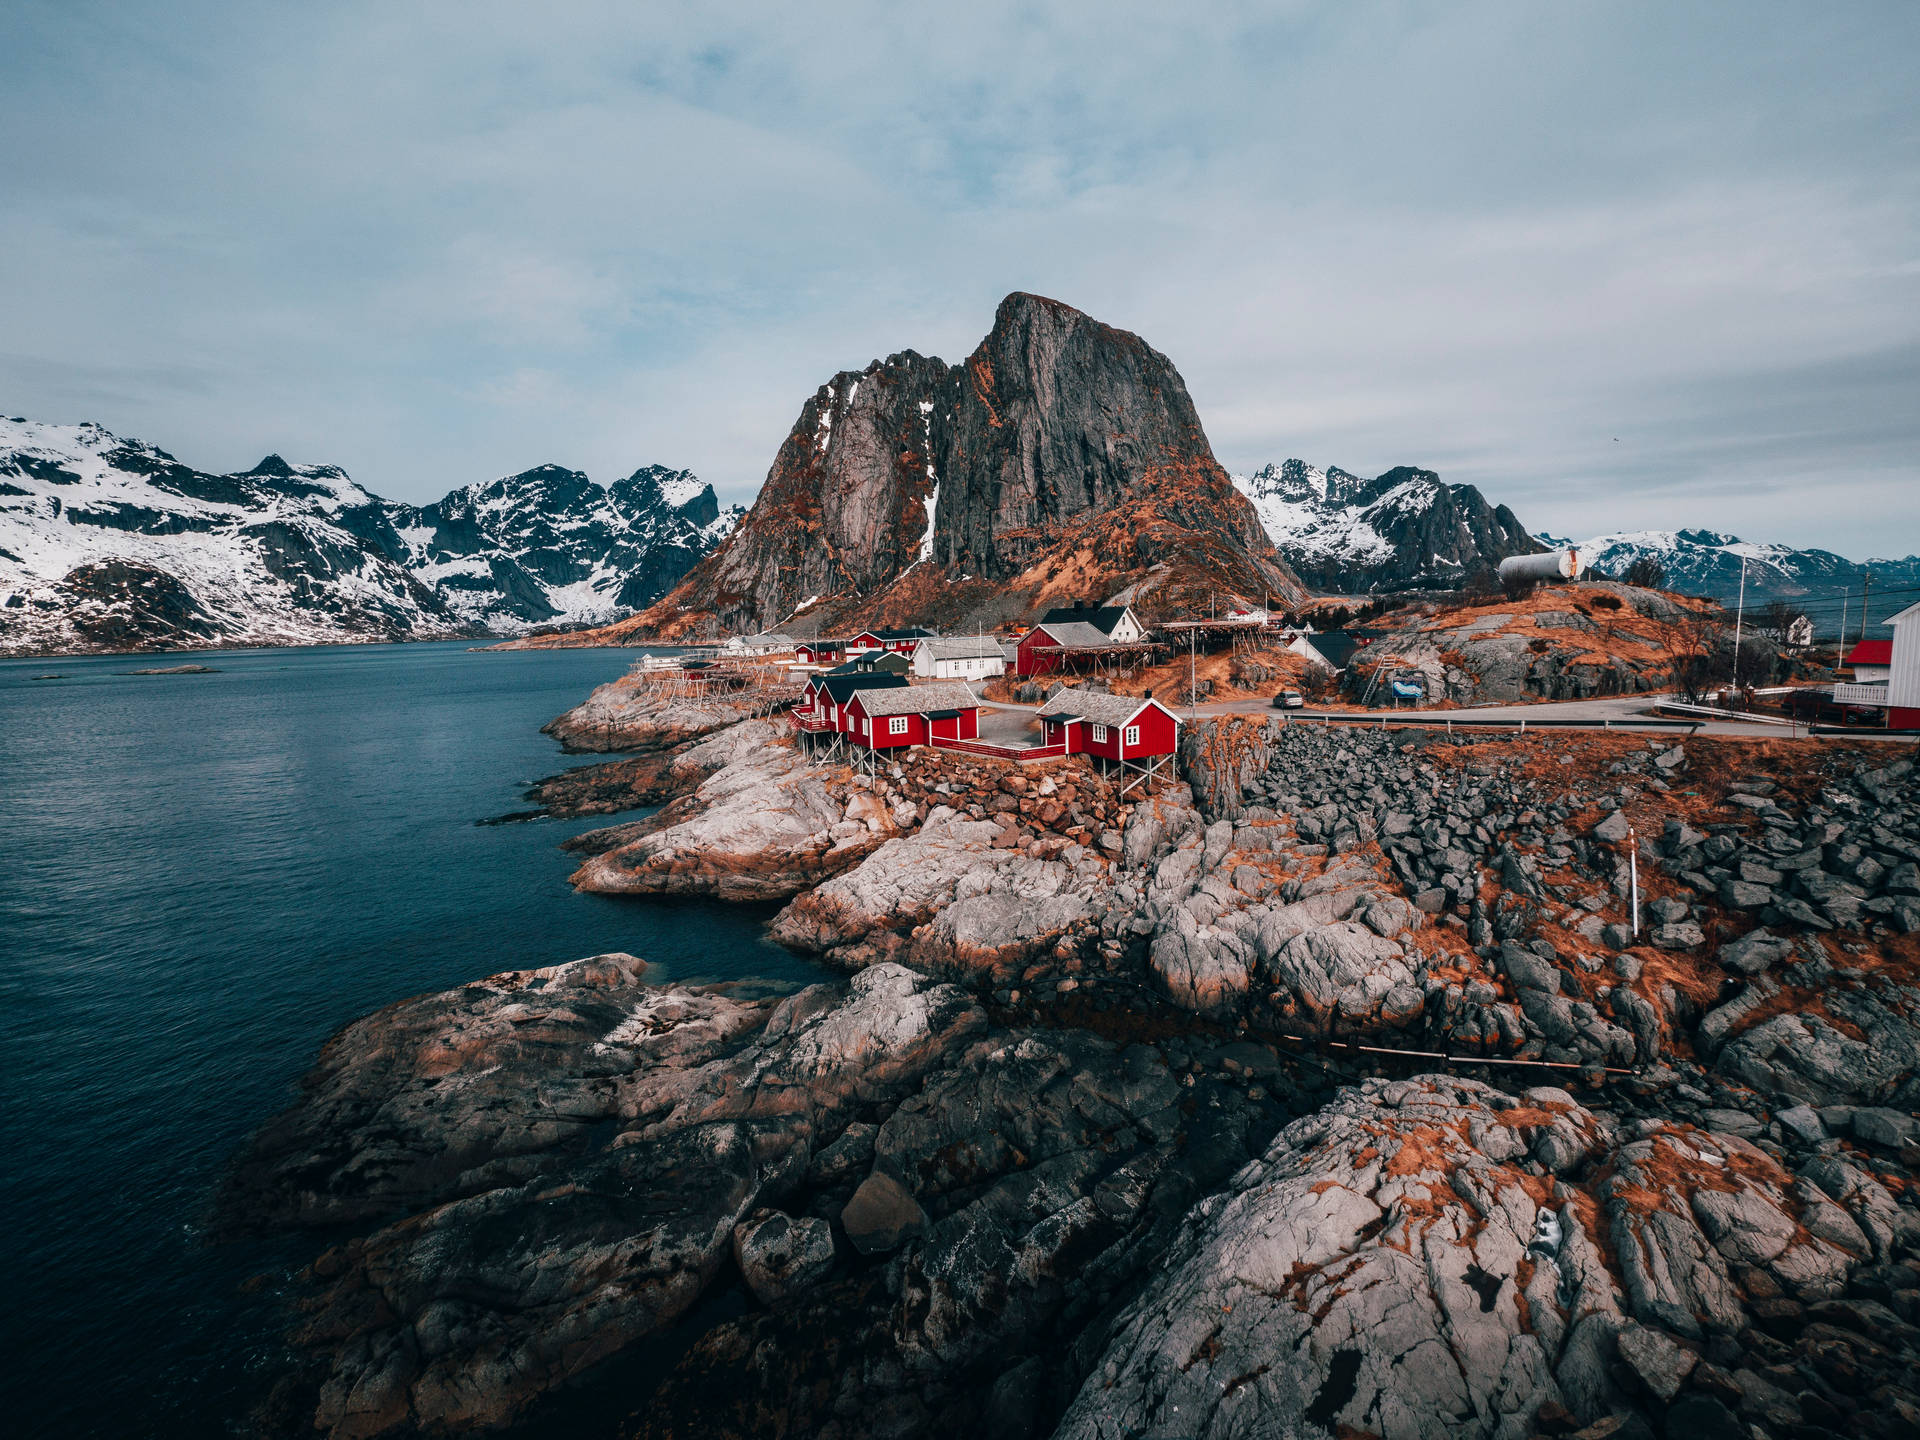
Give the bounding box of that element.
[3,1,1916,556]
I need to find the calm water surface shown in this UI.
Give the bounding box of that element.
[0,641,818,1437]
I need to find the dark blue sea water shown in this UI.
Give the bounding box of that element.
[0,641,820,1437]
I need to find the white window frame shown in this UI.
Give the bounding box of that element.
[888,716,909,735]
[1123,724,1140,747]
[1090,723,1107,743]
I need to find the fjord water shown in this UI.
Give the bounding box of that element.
[0,642,816,1437]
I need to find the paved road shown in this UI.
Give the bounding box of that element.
[984,691,1912,742]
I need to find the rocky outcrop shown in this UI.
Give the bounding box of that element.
[614,292,1304,640]
[518,717,788,818]
[1055,1074,1912,1440]
[1349,583,1704,704]
[225,961,991,1437]
[540,668,786,753]
[216,952,710,1230]
[568,740,893,901]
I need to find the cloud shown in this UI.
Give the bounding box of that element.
[1,0,1915,556]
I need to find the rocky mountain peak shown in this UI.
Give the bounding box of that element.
[632,293,1302,638]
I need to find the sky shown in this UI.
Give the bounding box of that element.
[3,1,1917,558]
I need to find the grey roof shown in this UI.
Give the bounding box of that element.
[915,636,1003,660]
[1031,620,1126,649]
[1038,687,1177,728]
[851,681,980,716]
[1040,604,1132,635]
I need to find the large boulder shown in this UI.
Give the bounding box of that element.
[569,741,889,901]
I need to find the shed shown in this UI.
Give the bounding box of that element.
[1035,687,1181,792]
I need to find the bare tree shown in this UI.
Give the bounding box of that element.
[1623,556,1667,590]
[1652,605,1733,702]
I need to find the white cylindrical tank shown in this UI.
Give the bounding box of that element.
[1498,549,1580,585]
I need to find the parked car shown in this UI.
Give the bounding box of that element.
[1271,690,1304,709]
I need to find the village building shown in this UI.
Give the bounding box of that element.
[1300,630,1368,672]
[849,627,937,656]
[1035,686,1181,792]
[1890,603,1920,728]
[721,632,795,656]
[1846,639,1893,685]
[1037,602,1146,642]
[910,635,1007,681]
[831,651,911,676]
[793,638,848,666]
[841,681,981,751]
[1014,603,1157,678]
[791,670,908,743]
[1835,608,1920,728]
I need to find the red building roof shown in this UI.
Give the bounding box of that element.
[1847,640,1893,666]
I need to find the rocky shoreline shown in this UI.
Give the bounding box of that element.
[220,677,1920,1440]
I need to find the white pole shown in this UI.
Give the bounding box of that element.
[1628,826,1640,939]
[1732,556,1747,689]
[1837,588,1848,673]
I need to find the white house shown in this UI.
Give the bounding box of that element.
[1887,602,1920,729]
[722,632,795,656]
[911,634,1006,680]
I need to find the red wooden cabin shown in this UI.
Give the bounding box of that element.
[841,682,980,751]
[1036,688,1181,792]
[794,638,848,666]
[850,627,936,657]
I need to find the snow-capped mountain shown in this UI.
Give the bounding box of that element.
[0,418,741,655]
[1232,460,1540,593]
[377,462,739,630]
[1549,527,1920,634]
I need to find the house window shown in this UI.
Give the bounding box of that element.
[1090,723,1107,743]
[889,716,909,735]
[1123,725,1140,747]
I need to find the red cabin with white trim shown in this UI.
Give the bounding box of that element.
[841,682,980,750]
[1036,688,1181,758]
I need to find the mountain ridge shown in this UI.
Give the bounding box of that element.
[1547,525,1920,633]
[0,417,739,655]
[1232,459,1542,593]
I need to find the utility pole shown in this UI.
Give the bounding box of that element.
[1189,625,1197,719]
[1838,588,1849,672]
[1628,826,1640,939]
[1732,555,1747,688]
[1861,569,1873,649]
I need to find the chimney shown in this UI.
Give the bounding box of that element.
[1143,688,1153,699]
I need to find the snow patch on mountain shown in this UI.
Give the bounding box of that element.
[1553,526,1920,632]
[1233,459,1537,593]
[0,418,739,655]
